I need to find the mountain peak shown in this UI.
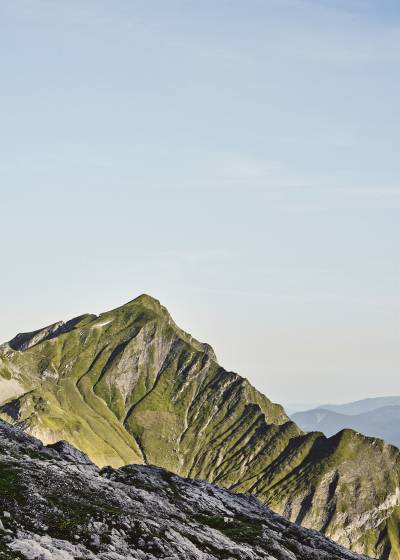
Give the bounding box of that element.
[1,297,400,558]
[128,293,164,308]
[104,294,218,362]
[108,293,171,320]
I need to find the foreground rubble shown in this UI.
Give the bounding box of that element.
[0,420,370,560]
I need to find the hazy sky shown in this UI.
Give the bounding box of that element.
[1,0,399,404]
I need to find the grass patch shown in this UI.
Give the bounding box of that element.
[47,495,123,541]
[0,464,25,503]
[195,514,262,544]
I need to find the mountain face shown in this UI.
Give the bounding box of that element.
[0,420,372,560]
[292,406,400,448]
[1,295,400,559]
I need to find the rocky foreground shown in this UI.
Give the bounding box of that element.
[1,296,399,558]
[0,420,370,560]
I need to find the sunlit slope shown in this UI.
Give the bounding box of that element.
[0,295,287,469]
[0,294,399,558]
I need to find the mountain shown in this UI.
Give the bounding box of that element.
[283,397,400,417]
[1,294,400,559]
[0,419,373,560]
[292,405,400,448]
[318,397,400,416]
[282,403,322,415]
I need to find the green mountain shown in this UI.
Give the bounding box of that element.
[1,295,400,559]
[0,419,372,560]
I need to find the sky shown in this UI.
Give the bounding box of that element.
[0,0,399,405]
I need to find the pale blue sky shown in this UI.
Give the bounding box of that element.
[1,0,399,403]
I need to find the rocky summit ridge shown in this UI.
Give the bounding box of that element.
[0,419,372,560]
[0,294,400,559]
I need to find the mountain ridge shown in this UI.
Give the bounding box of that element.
[1,294,400,559]
[0,418,372,560]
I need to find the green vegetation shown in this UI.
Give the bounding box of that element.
[0,464,25,503]
[1,294,400,558]
[0,466,17,496]
[195,514,263,543]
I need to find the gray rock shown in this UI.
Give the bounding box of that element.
[0,419,372,560]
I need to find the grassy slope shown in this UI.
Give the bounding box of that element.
[0,294,399,558]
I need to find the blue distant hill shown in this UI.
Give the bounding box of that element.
[292,396,400,449]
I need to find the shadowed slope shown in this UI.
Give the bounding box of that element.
[0,419,372,560]
[1,294,400,558]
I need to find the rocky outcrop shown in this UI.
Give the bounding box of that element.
[0,294,399,558]
[0,419,371,560]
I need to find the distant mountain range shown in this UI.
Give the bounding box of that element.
[1,295,400,559]
[285,396,400,416]
[291,397,400,449]
[318,396,400,415]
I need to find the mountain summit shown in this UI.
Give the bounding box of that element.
[1,295,400,559]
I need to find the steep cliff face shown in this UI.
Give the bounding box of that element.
[0,419,372,560]
[1,295,399,558]
[0,295,287,470]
